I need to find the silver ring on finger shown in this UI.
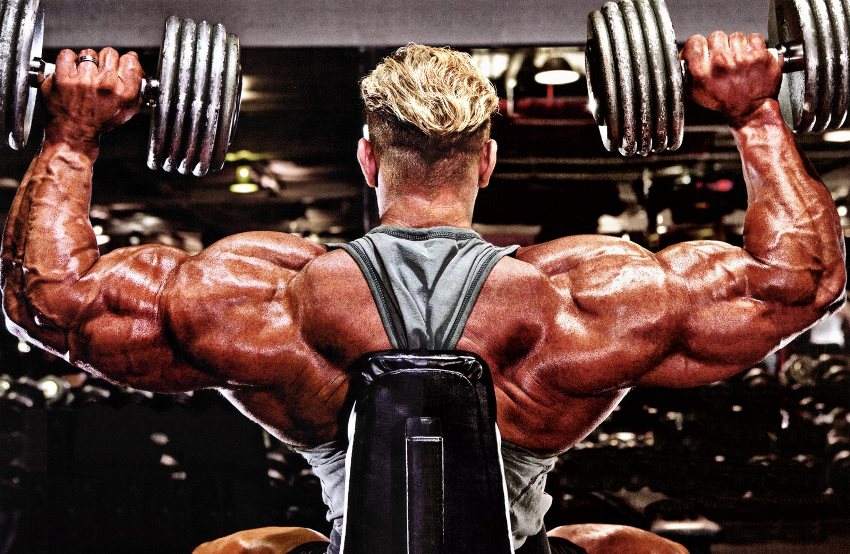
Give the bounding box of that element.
[76,54,98,67]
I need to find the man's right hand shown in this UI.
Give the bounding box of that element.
[40,48,144,141]
[682,31,783,127]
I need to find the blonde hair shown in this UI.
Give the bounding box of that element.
[361,44,499,144]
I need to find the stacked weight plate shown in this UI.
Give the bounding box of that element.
[147,16,241,176]
[0,0,43,150]
[769,0,850,131]
[585,0,683,157]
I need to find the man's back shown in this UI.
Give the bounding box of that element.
[158,227,625,454]
[157,220,823,456]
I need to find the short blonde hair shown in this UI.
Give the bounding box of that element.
[361,44,498,155]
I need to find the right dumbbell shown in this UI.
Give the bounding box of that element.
[0,0,241,176]
[585,0,848,157]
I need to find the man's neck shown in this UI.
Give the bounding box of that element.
[377,190,474,229]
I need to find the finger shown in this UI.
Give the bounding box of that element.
[99,47,120,73]
[42,49,78,95]
[76,48,100,79]
[55,49,77,77]
[728,32,750,63]
[681,34,710,77]
[708,31,731,69]
[117,51,144,102]
[747,32,777,65]
[729,32,748,50]
[748,33,767,50]
[708,30,729,55]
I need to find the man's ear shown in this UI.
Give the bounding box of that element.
[478,139,497,189]
[357,138,378,188]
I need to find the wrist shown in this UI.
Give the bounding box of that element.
[43,117,101,156]
[728,99,785,130]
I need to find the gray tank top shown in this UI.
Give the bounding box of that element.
[296,226,558,551]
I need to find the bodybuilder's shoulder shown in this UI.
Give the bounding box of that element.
[515,235,654,278]
[196,231,327,271]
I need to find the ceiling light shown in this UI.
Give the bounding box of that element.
[230,183,259,194]
[230,164,259,193]
[471,51,510,79]
[236,165,251,181]
[535,57,580,85]
[823,129,850,142]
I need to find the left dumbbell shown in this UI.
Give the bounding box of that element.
[0,0,241,176]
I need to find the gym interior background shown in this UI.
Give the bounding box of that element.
[2,1,850,552]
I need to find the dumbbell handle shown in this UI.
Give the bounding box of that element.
[680,40,806,82]
[28,57,162,108]
[774,41,806,73]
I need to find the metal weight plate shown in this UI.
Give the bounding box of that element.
[586,9,620,153]
[841,0,850,127]
[179,20,212,175]
[620,0,652,156]
[193,23,226,176]
[602,2,637,156]
[825,0,849,128]
[634,0,669,153]
[0,0,10,138]
[0,0,25,143]
[650,0,683,150]
[148,16,181,171]
[211,32,240,172]
[809,0,836,131]
[10,0,39,149]
[770,0,820,131]
[165,18,197,172]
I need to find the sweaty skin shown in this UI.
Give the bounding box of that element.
[1,35,846,458]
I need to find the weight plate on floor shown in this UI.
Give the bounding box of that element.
[586,9,620,153]
[603,1,637,156]
[809,0,836,131]
[825,0,849,128]
[0,0,25,143]
[650,0,683,150]
[211,32,240,172]
[635,0,669,153]
[148,15,181,171]
[194,23,226,177]
[179,20,212,175]
[770,0,819,131]
[10,0,39,149]
[621,0,652,156]
[165,18,197,172]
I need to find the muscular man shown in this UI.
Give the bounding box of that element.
[1,31,845,554]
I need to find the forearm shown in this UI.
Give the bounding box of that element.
[733,100,846,309]
[1,122,101,347]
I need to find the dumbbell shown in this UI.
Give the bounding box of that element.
[0,0,241,176]
[585,0,847,157]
